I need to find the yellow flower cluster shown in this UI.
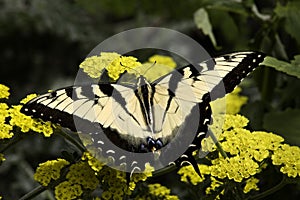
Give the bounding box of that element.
[65,161,99,190]
[9,104,53,137]
[79,52,178,82]
[205,177,223,195]
[148,183,179,200]
[134,183,179,200]
[106,55,142,81]
[53,160,99,200]
[243,177,259,193]
[79,52,121,78]
[0,84,10,99]
[0,85,13,140]
[203,87,249,152]
[0,103,13,140]
[0,88,53,140]
[98,163,154,200]
[81,152,104,172]
[79,52,142,80]
[33,154,100,200]
[178,164,210,185]
[224,87,248,114]
[8,94,54,137]
[34,159,70,186]
[221,129,284,162]
[148,55,177,68]
[54,181,83,200]
[211,156,259,182]
[210,87,248,116]
[272,144,300,178]
[178,87,296,195]
[97,166,130,199]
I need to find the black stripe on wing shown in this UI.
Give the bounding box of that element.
[216,52,265,94]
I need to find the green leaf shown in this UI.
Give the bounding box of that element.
[194,8,217,47]
[262,56,300,79]
[263,109,300,146]
[275,2,300,44]
[203,0,249,16]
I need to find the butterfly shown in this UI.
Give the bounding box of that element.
[21,51,265,175]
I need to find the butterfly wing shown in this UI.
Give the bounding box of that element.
[153,51,265,101]
[155,51,265,173]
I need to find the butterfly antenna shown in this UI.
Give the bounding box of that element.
[142,61,157,78]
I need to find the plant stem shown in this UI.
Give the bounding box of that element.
[152,164,176,177]
[0,133,24,153]
[209,128,228,158]
[58,130,86,153]
[19,185,46,200]
[249,176,287,200]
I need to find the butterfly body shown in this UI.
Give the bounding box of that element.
[21,52,266,174]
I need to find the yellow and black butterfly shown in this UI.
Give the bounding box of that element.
[21,52,265,175]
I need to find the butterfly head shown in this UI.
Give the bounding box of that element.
[139,137,163,152]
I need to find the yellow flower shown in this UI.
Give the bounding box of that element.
[135,55,177,82]
[0,84,10,99]
[253,131,284,151]
[225,87,248,114]
[9,99,53,137]
[131,163,154,183]
[0,153,5,164]
[0,103,9,122]
[80,52,142,81]
[148,54,177,68]
[79,52,121,79]
[80,52,178,84]
[272,144,300,178]
[106,55,142,81]
[97,167,127,198]
[34,159,70,186]
[134,183,179,200]
[20,93,37,104]
[0,103,13,140]
[66,161,99,190]
[178,164,210,185]
[243,177,259,193]
[210,87,248,116]
[81,152,103,172]
[222,114,249,131]
[97,163,153,199]
[0,123,13,139]
[205,176,223,194]
[211,156,259,182]
[54,181,83,200]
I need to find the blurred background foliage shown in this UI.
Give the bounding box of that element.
[0,0,300,199]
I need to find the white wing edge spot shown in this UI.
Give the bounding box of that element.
[119,155,126,160]
[131,161,138,167]
[106,150,115,154]
[97,140,104,144]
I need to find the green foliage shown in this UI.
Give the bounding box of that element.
[264,109,300,146]
[274,2,300,44]
[194,8,216,47]
[262,56,300,79]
